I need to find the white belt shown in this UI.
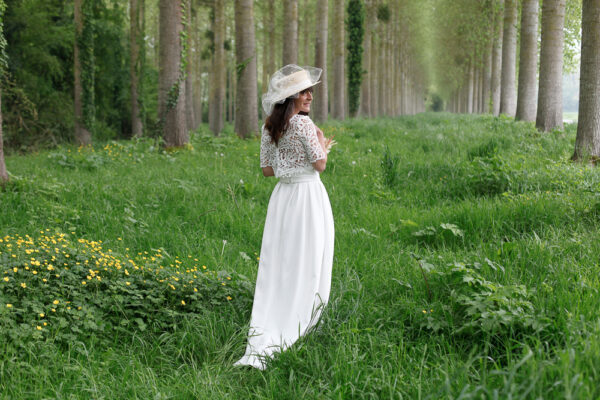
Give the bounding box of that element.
[278,172,320,184]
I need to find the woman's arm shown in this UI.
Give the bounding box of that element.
[312,125,328,173]
[262,166,275,177]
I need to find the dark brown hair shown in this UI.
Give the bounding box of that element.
[265,87,313,146]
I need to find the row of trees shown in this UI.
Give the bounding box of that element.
[431,0,599,160]
[1,0,599,185]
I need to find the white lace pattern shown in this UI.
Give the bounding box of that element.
[260,114,326,178]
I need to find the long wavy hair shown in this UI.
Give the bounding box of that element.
[265,87,312,146]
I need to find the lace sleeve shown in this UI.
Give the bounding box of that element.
[260,126,275,168]
[297,116,326,163]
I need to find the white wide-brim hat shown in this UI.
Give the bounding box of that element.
[262,64,322,116]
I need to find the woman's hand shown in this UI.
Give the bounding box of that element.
[314,125,330,153]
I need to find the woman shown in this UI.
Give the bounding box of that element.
[234,65,335,370]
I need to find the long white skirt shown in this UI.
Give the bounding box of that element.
[234,171,334,370]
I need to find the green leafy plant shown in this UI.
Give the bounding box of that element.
[381,146,400,188]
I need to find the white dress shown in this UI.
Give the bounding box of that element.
[234,114,335,370]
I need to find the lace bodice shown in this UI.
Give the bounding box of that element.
[260,114,326,178]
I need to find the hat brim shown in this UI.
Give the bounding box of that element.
[272,80,321,104]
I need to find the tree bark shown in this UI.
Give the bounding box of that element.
[313,0,328,122]
[370,15,379,116]
[491,0,504,115]
[360,0,372,117]
[185,0,195,131]
[483,37,492,113]
[536,0,566,132]
[234,0,259,138]
[516,0,539,122]
[282,0,298,65]
[130,0,144,137]
[0,88,7,185]
[332,0,345,119]
[209,0,226,135]
[573,0,600,161]
[74,0,92,145]
[158,0,188,147]
[499,0,517,116]
[303,0,310,65]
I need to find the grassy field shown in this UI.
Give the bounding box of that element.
[1,113,599,399]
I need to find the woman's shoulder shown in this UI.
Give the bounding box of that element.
[289,114,314,132]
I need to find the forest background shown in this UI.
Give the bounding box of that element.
[0,0,587,151]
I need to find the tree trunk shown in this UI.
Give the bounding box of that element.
[159,0,188,147]
[536,0,566,132]
[209,0,226,135]
[516,0,539,122]
[572,0,600,161]
[283,0,298,65]
[313,0,328,122]
[360,0,372,117]
[499,0,517,116]
[467,60,474,113]
[0,88,7,185]
[370,17,379,116]
[303,0,310,65]
[74,0,92,145]
[234,0,259,138]
[491,0,504,115]
[483,31,493,113]
[185,0,195,131]
[332,0,345,119]
[130,0,144,137]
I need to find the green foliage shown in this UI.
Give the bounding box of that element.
[346,0,365,117]
[415,257,549,337]
[376,3,390,22]
[380,146,400,188]
[0,232,252,347]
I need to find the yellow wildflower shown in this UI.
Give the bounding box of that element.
[39,313,45,317]
[81,281,87,285]
[126,282,131,286]
[226,296,232,301]
[6,304,12,308]
[3,277,8,282]
[53,300,59,305]
[181,300,186,306]
[20,282,27,288]
[36,326,42,330]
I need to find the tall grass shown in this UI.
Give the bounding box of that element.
[1,114,600,398]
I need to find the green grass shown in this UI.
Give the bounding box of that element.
[1,113,600,399]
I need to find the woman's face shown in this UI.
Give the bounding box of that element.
[294,88,313,114]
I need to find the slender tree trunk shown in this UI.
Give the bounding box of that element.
[159,0,188,147]
[209,0,226,135]
[573,0,600,161]
[467,60,474,113]
[516,0,539,121]
[360,0,372,117]
[234,0,259,138]
[332,0,345,119]
[74,0,92,145]
[185,0,195,131]
[370,18,379,116]
[536,0,566,132]
[483,34,493,113]
[499,0,517,116]
[0,88,7,185]
[130,0,144,137]
[283,0,298,64]
[491,0,504,115]
[313,0,328,122]
[303,0,310,65]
